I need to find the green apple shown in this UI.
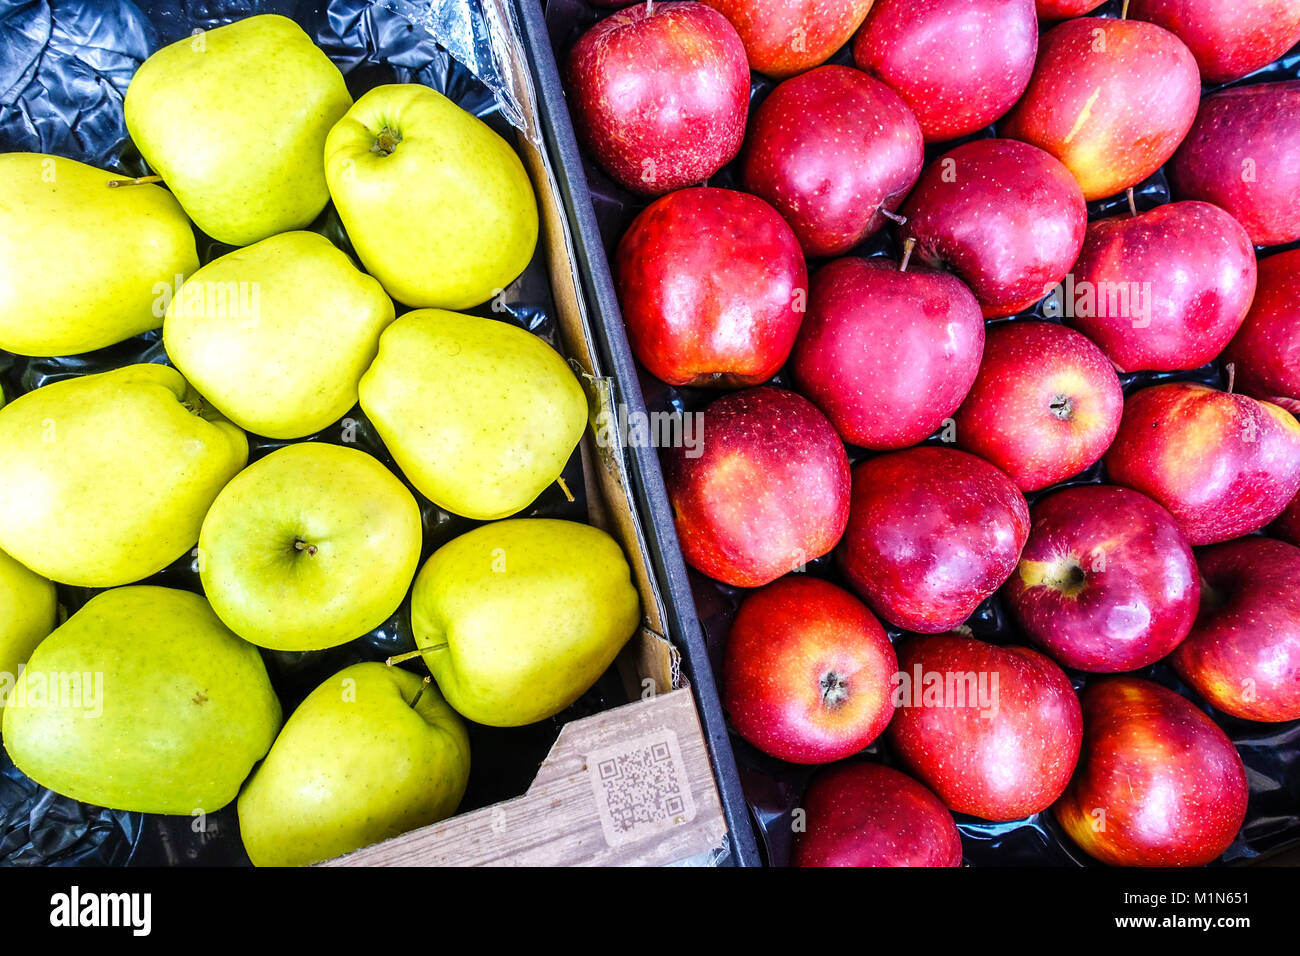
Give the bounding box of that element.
[237,662,469,867]
[0,547,58,714]
[324,83,539,309]
[2,586,281,814]
[199,442,422,651]
[0,153,197,356]
[164,231,394,439]
[0,364,248,587]
[124,15,352,246]
[410,518,640,726]
[358,309,587,520]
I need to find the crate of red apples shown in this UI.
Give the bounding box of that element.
[547,0,1300,866]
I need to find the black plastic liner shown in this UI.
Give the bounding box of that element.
[543,0,1300,866]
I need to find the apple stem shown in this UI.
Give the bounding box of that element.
[408,675,431,709]
[1126,187,1137,217]
[1120,0,1130,19]
[556,475,575,503]
[879,207,907,226]
[386,644,448,666]
[645,0,654,15]
[1225,362,1236,395]
[293,539,318,557]
[371,127,403,156]
[900,237,916,273]
[106,175,163,188]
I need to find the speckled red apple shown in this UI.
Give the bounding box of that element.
[792,762,963,867]
[1128,0,1300,83]
[1054,677,1248,867]
[741,65,924,258]
[851,0,1037,143]
[1007,485,1199,672]
[1066,202,1257,374]
[953,320,1123,492]
[1274,490,1300,545]
[723,576,897,764]
[702,0,876,78]
[1035,0,1102,18]
[1223,249,1300,413]
[898,139,1086,318]
[790,257,984,450]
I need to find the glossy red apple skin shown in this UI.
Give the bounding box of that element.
[1066,202,1258,374]
[1169,81,1300,247]
[790,257,984,450]
[1171,538,1300,722]
[741,66,924,258]
[851,0,1037,143]
[1128,0,1300,83]
[723,576,897,764]
[1054,677,1248,867]
[953,321,1123,492]
[701,0,876,79]
[1274,490,1300,545]
[791,762,963,867]
[614,188,807,388]
[887,634,1082,821]
[1104,382,1300,546]
[838,447,1030,632]
[1006,485,1200,673]
[1223,249,1300,414]
[1001,18,1201,202]
[565,2,749,196]
[898,139,1086,318]
[1036,0,1102,17]
[664,387,850,588]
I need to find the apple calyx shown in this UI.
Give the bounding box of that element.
[819,670,850,709]
[292,539,319,557]
[371,126,403,156]
[1049,394,1075,421]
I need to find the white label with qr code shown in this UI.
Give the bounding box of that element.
[586,729,696,847]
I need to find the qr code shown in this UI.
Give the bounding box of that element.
[587,730,696,847]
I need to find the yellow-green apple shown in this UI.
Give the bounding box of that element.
[0,153,197,356]
[851,0,1037,142]
[237,662,469,866]
[1054,677,1248,866]
[837,447,1029,632]
[2,586,280,814]
[791,762,963,867]
[899,139,1086,318]
[409,519,640,727]
[886,633,1082,821]
[790,256,984,449]
[664,387,851,588]
[164,231,395,439]
[1036,0,1102,17]
[358,309,587,521]
[566,3,749,196]
[325,84,539,310]
[0,365,247,587]
[1001,17,1200,201]
[1103,382,1300,545]
[1065,202,1257,373]
[953,320,1123,491]
[124,15,351,245]
[199,443,422,652]
[1006,485,1199,672]
[702,0,876,78]
[1169,81,1300,246]
[741,66,923,257]
[0,547,57,714]
[1223,250,1300,412]
[1171,538,1300,722]
[1128,0,1300,83]
[722,576,897,763]
[614,187,806,386]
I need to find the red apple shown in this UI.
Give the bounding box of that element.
[1036,0,1102,17]
[565,2,749,195]
[898,138,1086,318]
[837,447,1030,632]
[723,576,897,763]
[887,634,1082,821]
[1064,202,1258,373]
[1171,538,1300,722]
[664,386,850,587]
[1001,17,1200,201]
[614,188,807,387]
[791,762,963,867]
[953,320,1123,491]
[1128,0,1300,83]
[1223,249,1300,414]
[1104,382,1300,545]
[741,65,924,258]
[790,257,984,450]
[851,0,1037,143]
[1169,81,1300,247]
[701,0,876,78]
[1274,489,1300,545]
[1006,485,1199,672]
[1054,677,1248,866]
